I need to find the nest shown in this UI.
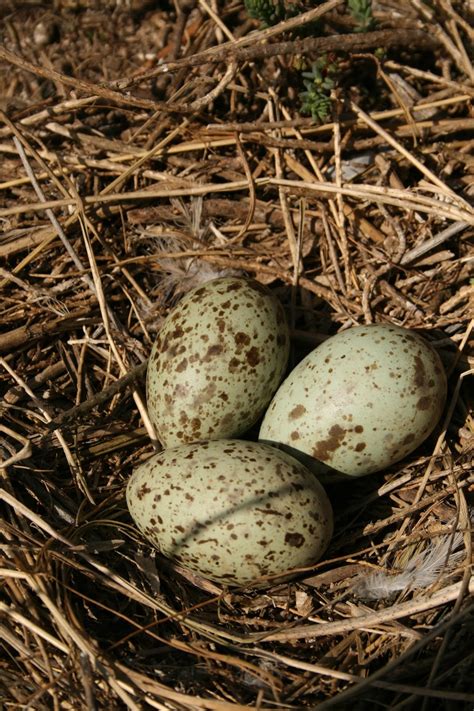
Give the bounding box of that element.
[1,1,473,708]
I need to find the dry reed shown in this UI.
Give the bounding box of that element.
[0,1,472,708]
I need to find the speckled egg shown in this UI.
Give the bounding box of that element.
[126,439,333,586]
[147,277,290,447]
[259,324,447,478]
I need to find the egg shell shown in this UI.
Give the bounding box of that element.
[147,277,290,447]
[259,324,447,477]
[126,439,333,586]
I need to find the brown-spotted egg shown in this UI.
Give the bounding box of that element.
[126,439,333,586]
[259,324,447,478]
[147,277,290,447]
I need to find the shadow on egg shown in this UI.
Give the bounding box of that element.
[126,439,335,587]
[258,438,349,484]
[161,480,333,587]
[166,480,318,561]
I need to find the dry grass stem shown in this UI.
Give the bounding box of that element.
[1,1,472,708]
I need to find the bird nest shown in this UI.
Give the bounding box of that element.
[0,1,473,709]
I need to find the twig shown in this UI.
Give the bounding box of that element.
[0,425,32,468]
[400,221,470,264]
[349,102,471,209]
[0,358,93,502]
[111,0,344,88]
[1,176,472,224]
[129,28,436,78]
[188,61,237,112]
[270,178,474,223]
[260,581,474,640]
[47,362,147,430]
[309,603,474,709]
[248,649,474,703]
[0,45,180,114]
[0,308,97,354]
[12,135,97,296]
[77,213,157,447]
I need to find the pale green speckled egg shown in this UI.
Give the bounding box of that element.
[147,277,290,447]
[126,439,333,586]
[259,324,447,478]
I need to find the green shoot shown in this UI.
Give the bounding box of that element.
[347,0,375,32]
[244,0,286,27]
[299,56,337,122]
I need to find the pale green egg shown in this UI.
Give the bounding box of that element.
[259,324,447,478]
[147,278,289,447]
[126,439,333,586]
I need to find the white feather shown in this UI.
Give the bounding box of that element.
[353,528,467,601]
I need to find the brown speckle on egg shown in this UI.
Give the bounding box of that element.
[246,347,261,366]
[285,532,305,548]
[413,354,427,388]
[289,404,306,420]
[417,396,432,410]
[126,440,333,587]
[312,424,346,462]
[147,278,290,447]
[260,324,447,478]
[176,358,188,373]
[235,332,251,348]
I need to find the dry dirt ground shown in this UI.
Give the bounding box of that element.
[0,1,473,709]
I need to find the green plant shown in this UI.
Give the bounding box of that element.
[244,0,286,27]
[244,0,306,27]
[299,56,337,122]
[242,1,336,122]
[347,0,375,31]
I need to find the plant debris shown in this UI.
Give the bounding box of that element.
[0,0,473,708]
